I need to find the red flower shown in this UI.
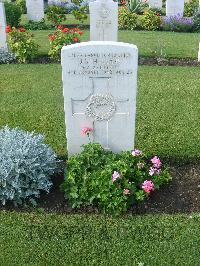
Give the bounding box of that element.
[121,0,126,5]
[78,30,83,36]
[73,37,79,43]
[5,25,12,33]
[62,27,69,33]
[49,34,56,41]
[57,25,64,30]
[19,27,26,32]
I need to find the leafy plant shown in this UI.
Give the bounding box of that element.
[140,10,162,31]
[61,143,172,215]
[24,19,53,30]
[0,49,16,64]
[193,11,200,32]
[71,0,88,24]
[118,7,138,30]
[48,25,83,61]
[4,1,22,27]
[7,26,39,63]
[126,0,148,15]
[15,0,26,14]
[184,0,199,17]
[46,5,66,26]
[0,126,58,206]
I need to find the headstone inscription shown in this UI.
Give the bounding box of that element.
[149,0,162,9]
[26,0,44,22]
[166,0,185,17]
[0,1,7,50]
[61,42,138,156]
[89,0,118,41]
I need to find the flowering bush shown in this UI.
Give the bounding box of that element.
[61,143,172,215]
[46,5,66,26]
[140,10,162,31]
[4,1,22,27]
[184,0,199,17]
[162,15,194,33]
[118,7,138,30]
[6,26,39,63]
[48,25,83,60]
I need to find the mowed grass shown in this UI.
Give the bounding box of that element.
[33,30,200,59]
[0,211,199,265]
[0,64,199,162]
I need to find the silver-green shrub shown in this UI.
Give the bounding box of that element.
[0,49,16,64]
[0,126,58,205]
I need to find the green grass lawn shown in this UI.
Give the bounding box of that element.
[34,30,200,59]
[0,64,199,162]
[0,211,199,265]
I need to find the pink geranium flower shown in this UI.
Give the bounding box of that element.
[149,167,161,176]
[123,189,130,195]
[132,149,142,156]
[112,171,120,182]
[81,127,93,136]
[142,180,154,193]
[151,156,162,169]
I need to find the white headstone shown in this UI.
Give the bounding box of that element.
[149,0,162,9]
[166,0,184,17]
[61,42,138,156]
[89,0,118,41]
[0,2,7,50]
[26,0,44,22]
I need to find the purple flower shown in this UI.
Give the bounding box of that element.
[149,167,161,176]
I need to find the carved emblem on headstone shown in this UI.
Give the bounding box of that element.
[86,94,116,121]
[99,4,110,19]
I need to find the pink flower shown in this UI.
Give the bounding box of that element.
[149,167,161,176]
[142,180,154,194]
[137,162,145,169]
[123,189,130,195]
[81,127,93,136]
[132,149,142,156]
[112,171,120,182]
[151,156,162,169]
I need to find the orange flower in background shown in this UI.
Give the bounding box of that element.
[48,34,56,41]
[78,30,83,36]
[121,0,126,5]
[57,24,64,30]
[62,28,69,33]
[73,37,79,43]
[19,27,26,32]
[5,25,12,33]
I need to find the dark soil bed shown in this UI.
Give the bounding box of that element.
[1,164,200,215]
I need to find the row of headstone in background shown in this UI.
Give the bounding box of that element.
[149,0,185,17]
[0,2,7,50]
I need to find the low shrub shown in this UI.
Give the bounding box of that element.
[118,7,138,30]
[61,142,172,215]
[0,126,58,206]
[193,11,200,32]
[4,2,22,27]
[48,25,83,61]
[46,5,66,26]
[184,0,199,17]
[162,15,194,33]
[15,0,26,14]
[24,19,53,30]
[140,10,162,31]
[0,49,16,64]
[6,26,39,63]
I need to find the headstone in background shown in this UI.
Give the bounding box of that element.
[89,0,118,41]
[0,2,7,50]
[149,0,162,9]
[61,42,138,156]
[26,0,44,22]
[166,0,185,17]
